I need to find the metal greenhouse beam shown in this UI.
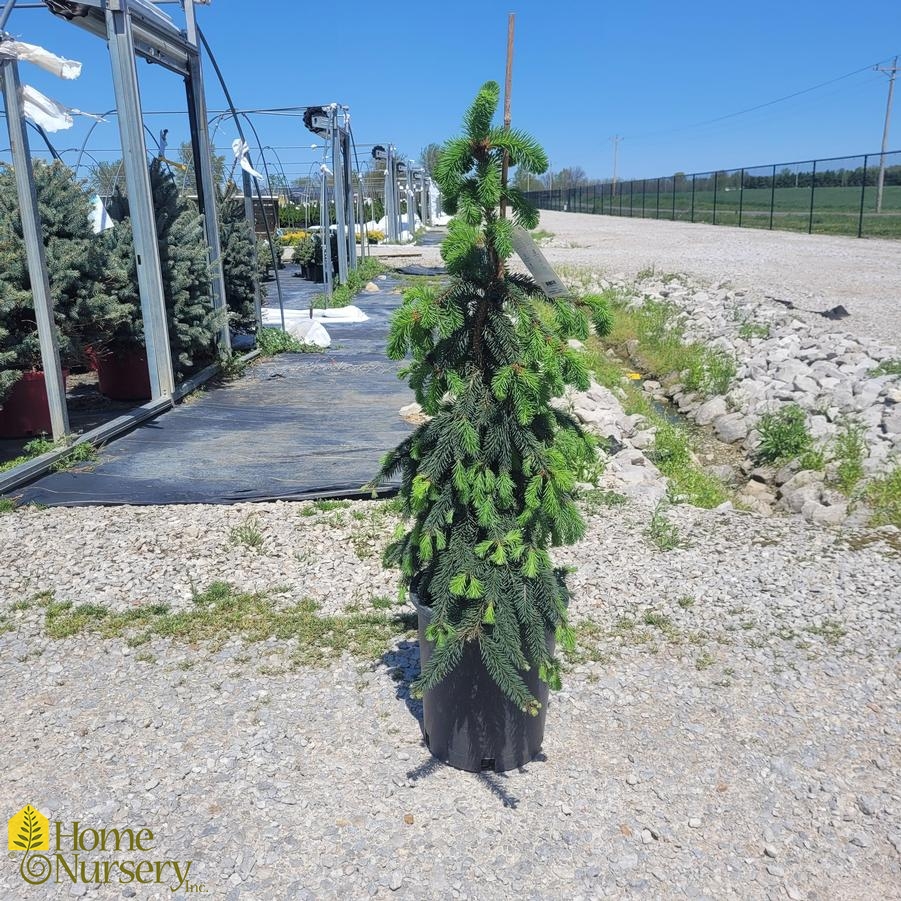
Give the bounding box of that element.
[184,0,230,352]
[0,57,69,438]
[103,0,174,399]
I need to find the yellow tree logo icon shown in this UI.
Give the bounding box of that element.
[8,805,51,884]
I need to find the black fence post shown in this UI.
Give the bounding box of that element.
[629,180,634,216]
[738,168,745,227]
[769,164,776,229]
[654,177,660,218]
[690,174,695,222]
[642,179,647,217]
[808,160,816,234]
[858,155,868,237]
[671,177,677,220]
[712,171,718,225]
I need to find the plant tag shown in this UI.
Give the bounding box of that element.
[511,226,570,298]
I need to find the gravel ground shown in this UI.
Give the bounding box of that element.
[2,223,900,898]
[413,214,901,346]
[1,497,899,900]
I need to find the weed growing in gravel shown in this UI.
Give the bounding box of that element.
[832,422,867,495]
[867,466,901,528]
[643,610,677,637]
[529,228,555,244]
[647,502,681,550]
[677,595,696,609]
[869,358,901,378]
[0,497,14,514]
[650,422,729,508]
[755,404,818,465]
[579,488,628,513]
[230,517,264,551]
[737,320,770,340]
[695,651,715,670]
[805,619,847,646]
[313,499,351,512]
[41,581,416,661]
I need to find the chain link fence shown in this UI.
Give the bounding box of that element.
[524,151,901,239]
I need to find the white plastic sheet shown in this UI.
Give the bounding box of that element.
[0,40,81,80]
[88,195,115,234]
[260,312,331,348]
[20,84,104,133]
[231,138,263,180]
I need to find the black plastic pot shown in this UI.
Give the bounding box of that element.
[412,591,553,773]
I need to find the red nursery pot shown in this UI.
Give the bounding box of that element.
[94,347,152,401]
[0,369,68,439]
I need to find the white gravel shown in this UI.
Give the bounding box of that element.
[415,213,901,344]
[2,222,901,899]
[1,494,900,899]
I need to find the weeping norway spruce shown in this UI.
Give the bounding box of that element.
[376,81,613,725]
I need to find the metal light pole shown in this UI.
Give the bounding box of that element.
[875,56,898,214]
[330,107,349,283]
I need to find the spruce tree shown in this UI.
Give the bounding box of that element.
[98,161,219,374]
[376,82,613,714]
[217,185,258,332]
[0,161,112,400]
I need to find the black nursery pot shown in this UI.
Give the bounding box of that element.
[412,591,553,773]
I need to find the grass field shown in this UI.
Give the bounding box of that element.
[543,184,901,239]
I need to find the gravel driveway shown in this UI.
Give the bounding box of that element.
[1,497,899,900]
[531,212,901,346]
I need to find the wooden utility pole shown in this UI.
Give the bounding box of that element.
[499,13,515,220]
[875,56,898,214]
[611,135,621,198]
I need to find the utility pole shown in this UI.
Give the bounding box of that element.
[875,56,898,214]
[611,135,621,198]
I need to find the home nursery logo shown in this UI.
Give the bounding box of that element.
[7,805,200,891]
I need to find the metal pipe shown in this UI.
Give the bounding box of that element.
[0,57,69,438]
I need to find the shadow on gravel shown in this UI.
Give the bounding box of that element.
[381,637,531,808]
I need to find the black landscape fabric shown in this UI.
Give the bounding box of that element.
[15,272,413,507]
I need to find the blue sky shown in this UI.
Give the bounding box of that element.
[3,0,900,182]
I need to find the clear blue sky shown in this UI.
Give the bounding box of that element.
[4,0,900,182]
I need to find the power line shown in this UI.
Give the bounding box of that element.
[626,56,898,142]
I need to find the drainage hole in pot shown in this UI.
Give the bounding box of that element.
[480,758,496,771]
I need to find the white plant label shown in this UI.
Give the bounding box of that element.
[511,226,570,299]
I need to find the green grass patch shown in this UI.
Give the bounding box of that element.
[755,404,819,466]
[314,258,385,309]
[42,582,416,663]
[832,422,867,495]
[0,497,15,514]
[648,421,727,508]
[867,466,901,528]
[647,502,681,550]
[737,320,770,340]
[579,488,628,514]
[581,338,729,509]
[229,517,264,551]
[256,327,323,356]
[605,295,735,397]
[0,436,96,475]
[869,358,901,378]
[805,619,847,646]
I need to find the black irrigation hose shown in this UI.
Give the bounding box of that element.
[196,24,286,333]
